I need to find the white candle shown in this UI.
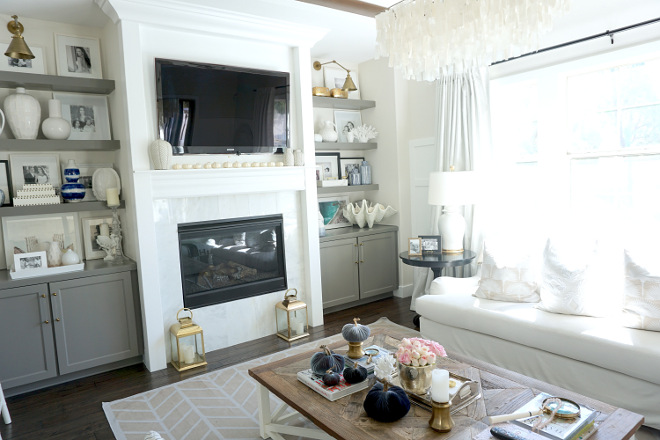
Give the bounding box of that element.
[99,223,110,237]
[106,187,120,207]
[431,369,449,403]
[181,345,195,364]
[294,322,304,335]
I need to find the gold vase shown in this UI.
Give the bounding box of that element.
[397,362,435,395]
[347,341,364,359]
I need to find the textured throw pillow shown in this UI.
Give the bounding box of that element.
[537,238,622,317]
[622,249,660,331]
[474,242,540,302]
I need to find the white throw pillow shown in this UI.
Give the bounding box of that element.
[537,238,622,317]
[474,242,540,302]
[622,249,660,331]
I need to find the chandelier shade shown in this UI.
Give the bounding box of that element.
[375,0,571,81]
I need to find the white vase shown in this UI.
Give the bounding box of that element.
[284,149,294,166]
[294,149,304,166]
[319,121,338,142]
[3,87,41,139]
[61,249,80,266]
[41,99,71,140]
[47,241,63,267]
[149,139,173,170]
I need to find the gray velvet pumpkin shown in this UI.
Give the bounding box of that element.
[341,317,371,343]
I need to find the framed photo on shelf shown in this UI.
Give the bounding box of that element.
[323,66,360,99]
[420,235,442,255]
[315,165,324,181]
[9,153,61,196]
[0,44,46,74]
[77,163,113,201]
[339,156,365,179]
[315,152,341,180]
[318,196,351,230]
[81,216,113,260]
[2,213,82,267]
[0,160,13,206]
[408,238,423,256]
[13,251,47,272]
[52,92,111,140]
[334,110,362,143]
[54,34,103,79]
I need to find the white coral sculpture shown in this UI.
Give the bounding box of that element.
[374,354,396,382]
[352,124,378,142]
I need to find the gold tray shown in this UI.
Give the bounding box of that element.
[387,372,481,414]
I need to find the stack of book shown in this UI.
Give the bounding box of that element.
[343,345,392,374]
[297,369,370,401]
[510,393,599,440]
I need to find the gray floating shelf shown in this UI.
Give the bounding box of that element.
[0,71,115,94]
[0,200,125,217]
[317,184,379,194]
[315,142,377,151]
[312,96,376,110]
[0,139,120,151]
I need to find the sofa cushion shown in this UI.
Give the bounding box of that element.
[416,292,660,386]
[474,242,539,302]
[623,249,660,331]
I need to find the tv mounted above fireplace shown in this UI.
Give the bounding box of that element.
[155,58,290,155]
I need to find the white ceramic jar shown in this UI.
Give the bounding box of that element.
[149,139,173,170]
[42,99,71,140]
[61,249,81,266]
[3,87,41,139]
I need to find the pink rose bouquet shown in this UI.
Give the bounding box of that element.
[395,337,447,367]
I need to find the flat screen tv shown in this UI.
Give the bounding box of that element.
[155,58,290,155]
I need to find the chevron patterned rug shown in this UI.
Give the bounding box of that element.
[103,317,415,440]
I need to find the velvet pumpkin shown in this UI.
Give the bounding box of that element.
[310,345,345,375]
[343,365,368,384]
[322,369,341,386]
[341,317,371,343]
[363,382,410,422]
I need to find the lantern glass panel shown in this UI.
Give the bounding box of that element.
[290,308,307,336]
[276,306,290,338]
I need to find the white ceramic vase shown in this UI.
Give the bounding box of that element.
[294,150,304,166]
[284,149,294,166]
[61,249,80,266]
[149,139,173,170]
[42,99,71,140]
[320,121,338,142]
[47,241,63,267]
[3,87,41,139]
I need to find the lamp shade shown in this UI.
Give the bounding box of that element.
[428,171,477,207]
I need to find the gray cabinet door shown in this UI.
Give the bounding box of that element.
[0,284,57,388]
[320,237,360,308]
[358,232,398,299]
[50,272,140,375]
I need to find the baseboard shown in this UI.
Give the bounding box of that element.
[394,283,413,298]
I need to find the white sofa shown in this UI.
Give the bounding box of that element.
[416,275,660,430]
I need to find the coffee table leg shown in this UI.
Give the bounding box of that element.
[257,384,272,439]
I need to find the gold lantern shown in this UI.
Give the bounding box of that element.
[170,308,207,372]
[275,288,309,342]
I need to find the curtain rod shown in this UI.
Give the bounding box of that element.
[491,17,660,65]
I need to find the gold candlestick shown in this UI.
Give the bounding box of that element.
[429,401,454,433]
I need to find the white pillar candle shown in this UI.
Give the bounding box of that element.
[431,369,449,403]
[106,187,120,207]
[99,223,110,237]
[181,345,195,364]
[294,322,304,335]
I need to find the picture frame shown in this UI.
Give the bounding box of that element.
[2,213,82,266]
[0,160,13,206]
[315,165,324,181]
[54,34,103,79]
[0,44,46,74]
[318,196,352,229]
[408,238,423,256]
[13,251,47,272]
[81,216,113,260]
[52,92,111,140]
[9,153,61,196]
[323,66,360,99]
[420,235,443,255]
[315,152,341,180]
[334,110,363,143]
[77,163,113,201]
[339,156,365,179]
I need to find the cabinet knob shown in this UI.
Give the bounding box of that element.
[360,260,364,263]
[354,244,358,247]
[56,318,61,322]
[41,294,46,298]
[44,320,49,324]
[52,292,57,296]
[355,261,359,264]
[360,243,364,246]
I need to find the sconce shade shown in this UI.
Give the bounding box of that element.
[313,59,358,92]
[5,16,34,60]
[342,72,357,91]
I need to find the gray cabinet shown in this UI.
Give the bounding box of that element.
[320,225,398,310]
[0,262,142,394]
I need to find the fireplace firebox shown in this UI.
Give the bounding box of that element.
[178,214,287,308]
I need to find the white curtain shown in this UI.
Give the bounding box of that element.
[410,67,491,310]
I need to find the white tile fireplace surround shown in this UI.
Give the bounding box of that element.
[133,168,318,371]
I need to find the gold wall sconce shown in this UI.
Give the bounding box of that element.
[5,15,35,60]
[313,60,357,91]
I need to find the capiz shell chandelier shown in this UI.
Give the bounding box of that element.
[375,0,571,80]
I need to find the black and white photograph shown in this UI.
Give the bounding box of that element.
[408,237,423,256]
[52,93,111,141]
[9,154,61,197]
[0,44,46,73]
[334,110,362,143]
[55,34,102,79]
[0,160,13,206]
[14,251,47,272]
[315,152,340,180]
[82,216,113,260]
[339,156,365,179]
[420,235,443,255]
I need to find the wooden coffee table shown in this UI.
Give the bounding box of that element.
[248,328,643,440]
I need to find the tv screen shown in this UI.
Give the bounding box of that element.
[155,59,290,155]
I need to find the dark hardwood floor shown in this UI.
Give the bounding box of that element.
[0,296,416,440]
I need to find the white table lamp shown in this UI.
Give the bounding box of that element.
[428,169,477,253]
